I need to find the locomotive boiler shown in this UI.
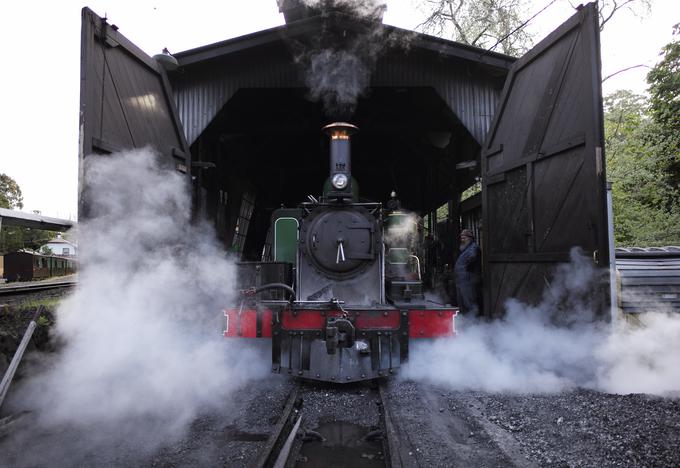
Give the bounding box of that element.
[224,122,456,383]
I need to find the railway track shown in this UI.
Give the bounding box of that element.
[254,386,303,468]
[379,384,417,468]
[259,379,537,468]
[0,279,76,297]
[255,380,411,468]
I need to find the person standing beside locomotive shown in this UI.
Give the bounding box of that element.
[454,229,481,315]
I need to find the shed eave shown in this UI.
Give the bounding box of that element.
[174,13,515,71]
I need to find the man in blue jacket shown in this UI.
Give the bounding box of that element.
[454,229,481,315]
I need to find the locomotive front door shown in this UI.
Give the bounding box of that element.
[481,2,609,317]
[78,8,191,215]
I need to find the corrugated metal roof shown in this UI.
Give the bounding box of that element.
[0,208,75,231]
[372,54,502,144]
[616,246,680,255]
[172,48,302,146]
[170,18,513,146]
[616,251,680,314]
[172,49,504,146]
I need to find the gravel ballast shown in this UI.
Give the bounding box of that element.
[2,375,679,467]
[385,380,680,468]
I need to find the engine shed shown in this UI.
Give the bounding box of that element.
[79,1,610,317]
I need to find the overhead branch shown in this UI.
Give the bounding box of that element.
[602,64,651,82]
[599,0,635,31]
[485,0,558,53]
[449,0,470,44]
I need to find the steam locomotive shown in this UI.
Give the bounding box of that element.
[224,123,456,383]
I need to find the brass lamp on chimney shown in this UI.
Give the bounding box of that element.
[322,122,358,200]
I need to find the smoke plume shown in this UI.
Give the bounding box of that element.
[9,149,269,462]
[291,0,412,117]
[297,0,387,20]
[403,248,680,396]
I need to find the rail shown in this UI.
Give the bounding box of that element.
[0,280,76,296]
[379,382,417,468]
[254,385,302,468]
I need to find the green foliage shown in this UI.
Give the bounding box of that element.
[433,182,480,221]
[0,227,55,254]
[461,181,481,201]
[647,23,680,187]
[605,28,680,247]
[0,173,23,209]
[40,245,54,256]
[604,90,680,246]
[15,297,61,312]
[36,315,50,327]
[436,202,449,220]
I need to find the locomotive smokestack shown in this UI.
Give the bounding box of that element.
[322,122,358,199]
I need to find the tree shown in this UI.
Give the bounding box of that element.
[647,23,680,187]
[416,0,650,57]
[598,0,650,31]
[417,0,533,56]
[0,173,23,209]
[604,90,680,246]
[1,226,56,254]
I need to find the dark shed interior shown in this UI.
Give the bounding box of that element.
[171,15,513,266]
[194,85,481,259]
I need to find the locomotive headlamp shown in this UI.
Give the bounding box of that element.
[331,173,349,190]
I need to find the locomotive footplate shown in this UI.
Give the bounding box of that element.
[223,302,457,383]
[272,306,402,382]
[269,305,456,383]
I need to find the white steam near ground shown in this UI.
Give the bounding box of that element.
[403,249,680,396]
[5,148,677,464]
[14,149,269,450]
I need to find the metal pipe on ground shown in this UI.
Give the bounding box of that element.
[0,305,44,411]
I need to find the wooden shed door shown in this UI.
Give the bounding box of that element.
[78,7,191,210]
[481,3,609,317]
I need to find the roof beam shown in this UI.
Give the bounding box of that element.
[0,208,75,231]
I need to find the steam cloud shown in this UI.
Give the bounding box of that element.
[403,248,680,396]
[292,0,411,116]
[11,149,269,460]
[305,49,372,115]
[383,210,419,247]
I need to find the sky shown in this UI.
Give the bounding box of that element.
[0,0,676,220]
